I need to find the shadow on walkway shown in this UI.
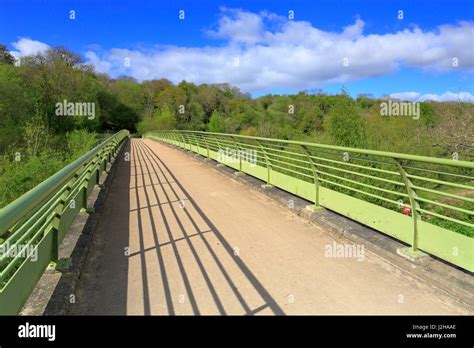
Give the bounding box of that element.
[130,139,284,315]
[69,138,282,315]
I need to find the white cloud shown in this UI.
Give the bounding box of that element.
[10,37,50,58]
[84,51,112,73]
[389,91,474,102]
[388,92,422,101]
[341,18,365,39]
[83,9,473,92]
[10,9,474,95]
[206,7,265,45]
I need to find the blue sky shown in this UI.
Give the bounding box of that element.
[1,0,473,100]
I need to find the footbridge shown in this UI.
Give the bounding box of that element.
[0,130,473,315]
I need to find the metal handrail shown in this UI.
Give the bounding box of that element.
[146,130,474,272]
[0,130,129,237]
[161,130,474,168]
[0,130,129,314]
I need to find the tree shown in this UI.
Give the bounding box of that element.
[0,64,38,151]
[142,79,173,118]
[45,46,83,67]
[110,77,143,129]
[24,109,48,157]
[419,102,439,128]
[240,127,258,136]
[208,111,225,133]
[192,85,222,120]
[324,94,367,148]
[432,102,474,155]
[155,108,177,130]
[0,44,15,65]
[179,101,205,130]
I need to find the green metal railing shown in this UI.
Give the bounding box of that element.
[0,130,129,314]
[146,130,474,272]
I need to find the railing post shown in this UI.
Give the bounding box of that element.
[80,168,94,214]
[179,132,186,149]
[50,218,59,265]
[49,187,70,265]
[301,145,321,208]
[174,132,179,146]
[185,132,192,151]
[81,183,88,211]
[172,132,178,146]
[231,136,243,173]
[95,156,102,184]
[395,160,423,256]
[215,136,225,165]
[202,133,211,159]
[191,132,200,155]
[173,132,179,146]
[257,140,272,187]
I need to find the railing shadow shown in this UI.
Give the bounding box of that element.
[132,139,284,315]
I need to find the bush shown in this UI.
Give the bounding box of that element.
[136,108,176,136]
[240,127,258,136]
[324,95,367,148]
[0,130,98,208]
[66,129,97,159]
[0,151,65,207]
[208,111,225,133]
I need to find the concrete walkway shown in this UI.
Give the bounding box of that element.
[71,139,469,315]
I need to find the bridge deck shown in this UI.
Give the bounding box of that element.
[71,139,468,315]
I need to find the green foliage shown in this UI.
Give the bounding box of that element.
[155,108,177,130]
[0,45,15,65]
[240,127,258,136]
[0,42,472,216]
[356,95,377,109]
[208,111,225,132]
[23,110,48,157]
[66,129,97,159]
[324,95,367,147]
[181,102,206,130]
[0,152,66,207]
[0,129,98,208]
[136,108,176,136]
[419,102,439,128]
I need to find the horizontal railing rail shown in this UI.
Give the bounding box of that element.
[0,130,129,314]
[146,130,474,272]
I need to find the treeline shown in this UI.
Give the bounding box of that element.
[0,44,142,207]
[0,45,140,153]
[0,44,473,207]
[1,44,472,157]
[139,86,473,159]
